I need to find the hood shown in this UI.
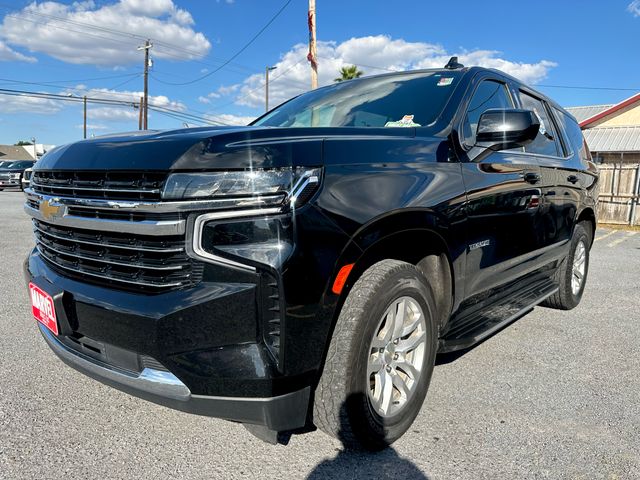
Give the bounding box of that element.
[34,126,417,171]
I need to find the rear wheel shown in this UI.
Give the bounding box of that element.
[542,222,591,310]
[313,259,438,450]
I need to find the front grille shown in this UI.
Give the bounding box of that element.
[33,219,202,292]
[31,171,166,201]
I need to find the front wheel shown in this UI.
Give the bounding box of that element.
[313,259,438,450]
[542,222,591,310]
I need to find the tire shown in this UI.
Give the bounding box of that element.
[313,259,438,450]
[542,221,592,310]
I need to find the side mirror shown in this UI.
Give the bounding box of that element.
[475,109,540,151]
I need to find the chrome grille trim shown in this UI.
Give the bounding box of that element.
[25,203,186,236]
[35,234,186,272]
[36,245,186,289]
[30,181,162,195]
[24,188,284,213]
[32,222,183,253]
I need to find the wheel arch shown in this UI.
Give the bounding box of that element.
[321,209,458,346]
[576,207,596,245]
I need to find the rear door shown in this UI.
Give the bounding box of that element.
[516,89,579,261]
[458,76,546,299]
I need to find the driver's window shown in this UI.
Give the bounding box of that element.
[463,80,514,147]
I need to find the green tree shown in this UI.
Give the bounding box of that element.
[334,65,364,82]
[15,140,33,146]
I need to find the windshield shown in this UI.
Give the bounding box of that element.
[4,161,34,169]
[253,71,462,128]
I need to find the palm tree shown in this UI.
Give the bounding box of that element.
[334,65,364,82]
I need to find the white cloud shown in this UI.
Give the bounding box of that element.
[76,123,109,130]
[208,113,255,126]
[629,0,640,16]
[198,92,221,104]
[227,35,556,109]
[0,1,210,66]
[63,86,186,111]
[87,107,139,122]
[0,93,62,114]
[0,40,36,62]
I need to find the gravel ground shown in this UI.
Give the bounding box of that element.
[0,190,638,479]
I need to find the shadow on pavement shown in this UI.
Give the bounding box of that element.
[306,395,430,479]
[307,446,429,479]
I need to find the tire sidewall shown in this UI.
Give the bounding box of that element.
[562,224,590,308]
[345,269,438,447]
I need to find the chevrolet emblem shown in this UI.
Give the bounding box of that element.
[39,199,64,221]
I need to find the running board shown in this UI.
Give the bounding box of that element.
[439,279,558,353]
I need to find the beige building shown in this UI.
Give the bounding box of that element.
[566,93,640,164]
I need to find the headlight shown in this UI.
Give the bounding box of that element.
[162,167,321,206]
[11,173,20,179]
[198,215,293,269]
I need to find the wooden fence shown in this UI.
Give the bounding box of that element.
[597,164,640,225]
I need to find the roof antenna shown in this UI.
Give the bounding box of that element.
[444,56,464,70]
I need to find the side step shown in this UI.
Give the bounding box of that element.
[439,279,558,353]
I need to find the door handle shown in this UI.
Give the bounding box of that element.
[567,175,579,184]
[523,172,541,184]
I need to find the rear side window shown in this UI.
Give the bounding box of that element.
[553,108,591,162]
[463,80,514,146]
[518,92,560,157]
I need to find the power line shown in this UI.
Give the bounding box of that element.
[154,0,293,86]
[0,87,224,125]
[198,57,309,114]
[532,84,640,92]
[0,72,142,87]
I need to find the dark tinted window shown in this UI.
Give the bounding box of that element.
[462,80,514,146]
[553,108,590,161]
[253,71,462,128]
[7,161,34,169]
[519,92,560,157]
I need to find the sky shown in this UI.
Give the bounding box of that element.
[0,0,639,146]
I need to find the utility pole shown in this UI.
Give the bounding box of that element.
[308,0,318,89]
[138,39,152,129]
[31,136,37,159]
[83,96,87,139]
[138,96,144,130]
[265,66,277,112]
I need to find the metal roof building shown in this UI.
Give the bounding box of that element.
[0,144,34,161]
[566,93,640,164]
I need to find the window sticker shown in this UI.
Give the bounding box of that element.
[437,77,454,87]
[384,115,421,127]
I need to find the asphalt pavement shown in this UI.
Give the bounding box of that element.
[0,190,638,479]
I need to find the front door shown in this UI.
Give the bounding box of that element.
[458,79,547,299]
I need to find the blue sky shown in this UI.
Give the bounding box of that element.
[0,0,639,146]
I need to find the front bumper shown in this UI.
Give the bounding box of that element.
[37,322,309,430]
[0,179,20,187]
[25,250,311,431]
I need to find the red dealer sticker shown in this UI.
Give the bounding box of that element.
[29,282,58,336]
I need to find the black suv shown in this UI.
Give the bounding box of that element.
[24,63,598,450]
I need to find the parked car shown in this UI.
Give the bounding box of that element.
[21,167,33,190]
[24,60,598,450]
[0,160,36,191]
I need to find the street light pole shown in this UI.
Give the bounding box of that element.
[31,136,37,160]
[265,66,277,112]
